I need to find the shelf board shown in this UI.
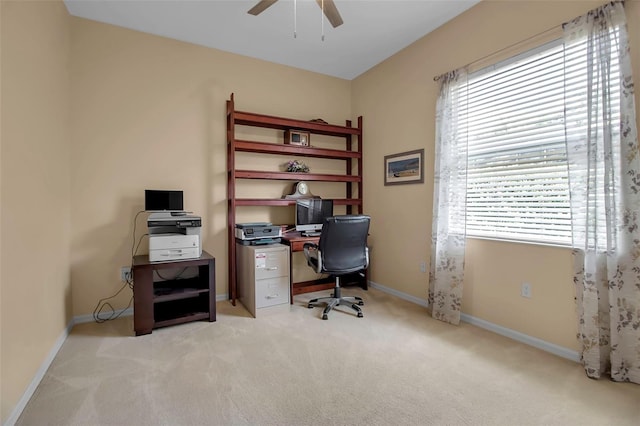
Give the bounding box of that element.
[233,198,362,207]
[233,140,360,159]
[154,312,210,329]
[153,287,209,303]
[233,110,360,137]
[234,170,361,182]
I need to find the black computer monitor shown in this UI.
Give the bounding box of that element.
[144,190,184,211]
[295,199,333,233]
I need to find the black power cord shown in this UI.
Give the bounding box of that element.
[92,283,133,323]
[92,210,147,323]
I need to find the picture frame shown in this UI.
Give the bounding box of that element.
[284,130,310,147]
[384,149,424,186]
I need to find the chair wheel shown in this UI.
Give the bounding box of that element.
[358,301,364,306]
[322,314,328,320]
[357,312,363,318]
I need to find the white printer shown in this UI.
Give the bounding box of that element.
[147,212,202,262]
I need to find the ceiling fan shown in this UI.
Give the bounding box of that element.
[248,0,344,28]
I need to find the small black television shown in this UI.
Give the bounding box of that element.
[295,199,333,233]
[144,190,184,211]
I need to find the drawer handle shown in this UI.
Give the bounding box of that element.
[265,267,278,271]
[266,294,279,299]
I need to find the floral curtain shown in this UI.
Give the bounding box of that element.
[429,69,468,325]
[563,2,640,383]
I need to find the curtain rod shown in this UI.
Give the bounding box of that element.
[432,24,558,82]
[432,0,624,82]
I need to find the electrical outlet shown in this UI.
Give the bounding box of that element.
[121,266,132,282]
[420,261,427,273]
[521,282,532,298]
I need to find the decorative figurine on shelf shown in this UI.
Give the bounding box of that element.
[285,160,310,173]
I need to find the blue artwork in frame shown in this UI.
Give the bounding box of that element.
[384,149,424,185]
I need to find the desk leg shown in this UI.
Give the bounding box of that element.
[289,249,294,304]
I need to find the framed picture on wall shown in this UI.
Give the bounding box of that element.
[384,149,424,186]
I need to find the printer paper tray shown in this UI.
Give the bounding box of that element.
[149,247,200,262]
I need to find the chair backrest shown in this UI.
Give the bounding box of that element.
[318,215,370,275]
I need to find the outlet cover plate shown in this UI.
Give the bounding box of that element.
[121,266,131,282]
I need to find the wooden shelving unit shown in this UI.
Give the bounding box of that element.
[226,93,363,305]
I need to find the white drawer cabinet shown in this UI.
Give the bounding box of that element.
[236,243,290,317]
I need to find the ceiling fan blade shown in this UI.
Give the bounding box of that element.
[248,0,278,16]
[315,0,343,28]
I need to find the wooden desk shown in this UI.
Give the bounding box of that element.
[280,232,368,304]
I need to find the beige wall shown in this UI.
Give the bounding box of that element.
[69,18,352,316]
[1,0,71,423]
[352,0,640,351]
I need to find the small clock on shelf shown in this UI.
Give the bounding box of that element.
[284,181,319,199]
[284,130,310,147]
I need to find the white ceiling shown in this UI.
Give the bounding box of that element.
[64,0,481,80]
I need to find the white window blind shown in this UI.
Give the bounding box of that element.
[456,34,620,246]
[462,41,571,245]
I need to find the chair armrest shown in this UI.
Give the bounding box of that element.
[303,242,318,263]
[365,246,369,270]
[303,243,322,273]
[303,242,318,250]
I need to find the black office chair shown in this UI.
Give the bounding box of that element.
[303,215,370,320]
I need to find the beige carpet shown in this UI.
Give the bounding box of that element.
[17,287,640,426]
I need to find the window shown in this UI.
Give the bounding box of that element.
[456,36,620,246]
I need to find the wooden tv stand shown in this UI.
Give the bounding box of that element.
[132,251,216,336]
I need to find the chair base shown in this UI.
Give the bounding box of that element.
[307,282,364,320]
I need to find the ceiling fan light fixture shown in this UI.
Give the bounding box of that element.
[248,0,344,30]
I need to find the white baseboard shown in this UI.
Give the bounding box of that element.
[368,280,580,363]
[459,313,581,362]
[73,307,134,324]
[369,280,429,307]
[4,319,74,426]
